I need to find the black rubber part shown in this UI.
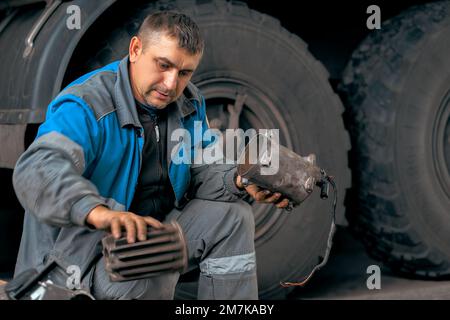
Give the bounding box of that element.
[339,1,450,278]
[64,0,351,298]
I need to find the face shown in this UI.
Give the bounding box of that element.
[128,33,202,109]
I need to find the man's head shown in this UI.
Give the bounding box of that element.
[129,11,204,109]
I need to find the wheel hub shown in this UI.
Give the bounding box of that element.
[195,75,294,243]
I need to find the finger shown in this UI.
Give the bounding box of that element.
[123,217,137,244]
[244,184,260,198]
[135,217,148,242]
[110,218,122,239]
[255,190,271,202]
[264,192,282,203]
[276,198,290,209]
[143,216,164,229]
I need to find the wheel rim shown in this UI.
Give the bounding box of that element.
[432,89,450,200]
[194,73,294,244]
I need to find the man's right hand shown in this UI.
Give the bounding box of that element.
[86,205,163,244]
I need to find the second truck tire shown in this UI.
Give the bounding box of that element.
[340,1,450,278]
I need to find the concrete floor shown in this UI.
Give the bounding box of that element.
[288,227,450,300]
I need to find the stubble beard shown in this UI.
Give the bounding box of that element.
[144,85,176,109]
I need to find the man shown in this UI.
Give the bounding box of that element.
[12,11,288,300]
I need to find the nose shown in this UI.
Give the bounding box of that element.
[163,70,178,92]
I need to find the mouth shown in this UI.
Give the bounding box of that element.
[154,90,171,101]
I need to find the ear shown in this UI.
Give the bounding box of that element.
[129,36,142,63]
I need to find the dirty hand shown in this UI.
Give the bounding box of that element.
[236,175,290,209]
[86,205,163,244]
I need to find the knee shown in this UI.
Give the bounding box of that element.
[125,273,179,300]
[92,258,178,300]
[94,272,179,300]
[223,200,255,232]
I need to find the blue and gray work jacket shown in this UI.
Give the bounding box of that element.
[12,56,245,285]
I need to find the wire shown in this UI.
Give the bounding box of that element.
[280,175,338,287]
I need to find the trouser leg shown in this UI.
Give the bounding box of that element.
[165,199,258,300]
[89,199,257,300]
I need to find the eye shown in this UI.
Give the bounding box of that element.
[158,61,170,70]
[179,70,191,77]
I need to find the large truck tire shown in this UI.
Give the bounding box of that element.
[63,0,350,298]
[340,1,450,278]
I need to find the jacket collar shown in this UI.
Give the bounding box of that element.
[114,56,198,128]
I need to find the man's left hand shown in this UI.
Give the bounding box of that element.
[236,175,290,209]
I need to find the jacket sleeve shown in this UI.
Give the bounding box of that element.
[187,96,248,202]
[12,100,107,228]
[189,164,247,202]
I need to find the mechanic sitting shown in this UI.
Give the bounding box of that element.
[11,11,288,300]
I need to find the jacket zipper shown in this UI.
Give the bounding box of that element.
[150,113,163,185]
[154,122,160,143]
[134,128,144,197]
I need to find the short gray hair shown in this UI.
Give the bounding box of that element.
[137,11,204,55]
